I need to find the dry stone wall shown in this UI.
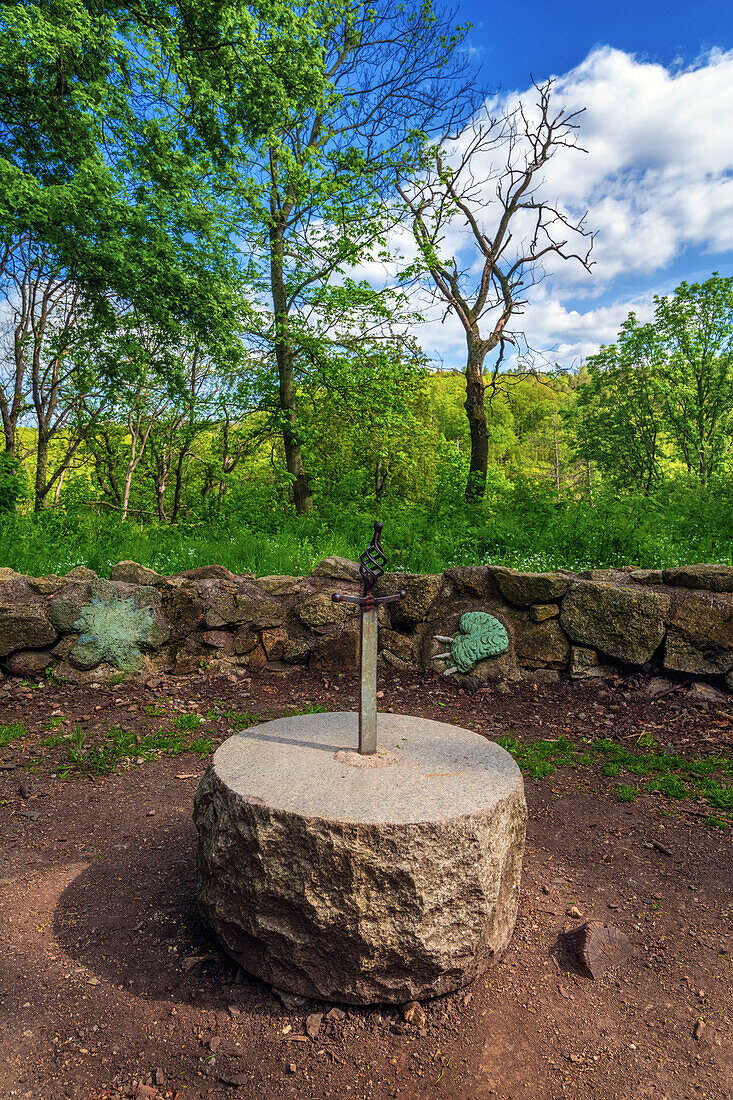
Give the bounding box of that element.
[0,558,731,692]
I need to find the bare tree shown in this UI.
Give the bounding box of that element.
[0,237,110,509]
[398,80,594,501]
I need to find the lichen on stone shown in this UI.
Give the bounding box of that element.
[450,611,509,673]
[71,592,156,671]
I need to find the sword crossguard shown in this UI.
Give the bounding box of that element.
[331,589,406,608]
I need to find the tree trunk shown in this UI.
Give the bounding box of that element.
[269,221,313,515]
[553,412,561,492]
[464,342,489,502]
[34,432,49,511]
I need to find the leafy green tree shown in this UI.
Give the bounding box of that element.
[0,0,321,361]
[653,275,733,487]
[210,0,474,513]
[572,276,733,493]
[571,318,665,495]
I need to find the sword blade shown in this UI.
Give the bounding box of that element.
[359,605,378,754]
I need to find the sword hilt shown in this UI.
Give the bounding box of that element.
[331,590,406,607]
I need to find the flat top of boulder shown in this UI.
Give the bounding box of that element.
[209,711,522,825]
[311,556,361,582]
[662,564,733,592]
[177,565,237,582]
[110,560,163,585]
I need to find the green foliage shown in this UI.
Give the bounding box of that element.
[496,733,732,820]
[49,721,212,776]
[0,453,26,511]
[572,275,733,491]
[0,721,27,748]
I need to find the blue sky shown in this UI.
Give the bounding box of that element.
[402,1,733,370]
[460,0,732,92]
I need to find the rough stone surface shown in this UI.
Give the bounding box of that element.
[6,649,53,676]
[110,560,164,586]
[309,624,360,672]
[295,592,358,629]
[511,615,570,667]
[443,566,496,598]
[529,603,559,622]
[282,637,312,664]
[205,586,285,630]
[194,712,526,1004]
[560,581,670,664]
[379,629,416,662]
[491,567,570,605]
[628,569,664,585]
[256,575,309,597]
[662,564,733,593]
[311,556,362,583]
[569,646,617,680]
[378,573,442,626]
[0,606,57,656]
[665,593,733,675]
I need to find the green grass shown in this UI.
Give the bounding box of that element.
[172,712,202,731]
[1,478,732,580]
[497,734,733,821]
[0,722,28,748]
[205,704,261,730]
[45,722,213,777]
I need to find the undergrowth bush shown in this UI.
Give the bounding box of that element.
[2,477,731,578]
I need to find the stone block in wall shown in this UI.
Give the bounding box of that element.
[662,564,733,593]
[160,583,205,642]
[27,575,65,596]
[234,626,259,655]
[560,581,670,665]
[311,556,362,583]
[202,630,235,655]
[491,567,570,605]
[443,566,496,598]
[569,646,617,679]
[261,628,289,660]
[382,651,413,672]
[628,569,664,585]
[110,560,164,585]
[6,650,53,676]
[257,575,311,596]
[0,606,57,656]
[529,603,559,622]
[664,593,733,676]
[206,586,285,630]
[510,616,569,667]
[309,624,360,672]
[295,593,358,629]
[379,629,415,663]
[377,573,442,626]
[283,637,312,664]
[178,564,238,582]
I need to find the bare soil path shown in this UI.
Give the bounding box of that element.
[0,668,731,1100]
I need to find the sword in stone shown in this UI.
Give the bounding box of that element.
[331,522,405,755]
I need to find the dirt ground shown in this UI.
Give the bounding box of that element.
[0,666,731,1100]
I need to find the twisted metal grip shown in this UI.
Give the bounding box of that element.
[359,520,387,595]
[331,521,406,608]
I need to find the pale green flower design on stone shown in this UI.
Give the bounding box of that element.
[69,582,170,671]
[432,610,509,675]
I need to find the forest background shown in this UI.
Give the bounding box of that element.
[1,0,732,581]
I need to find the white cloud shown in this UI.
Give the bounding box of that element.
[404,46,733,369]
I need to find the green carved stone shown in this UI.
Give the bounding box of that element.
[70,583,169,672]
[450,611,509,673]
